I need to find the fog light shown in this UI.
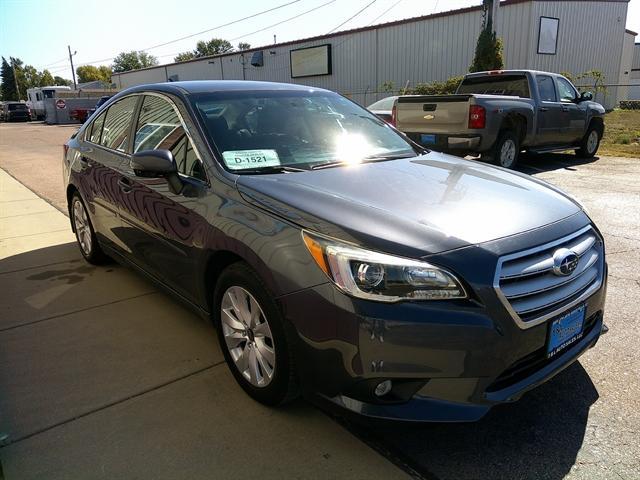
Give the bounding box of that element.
[374,380,392,397]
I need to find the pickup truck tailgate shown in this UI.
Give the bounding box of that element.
[396,95,472,133]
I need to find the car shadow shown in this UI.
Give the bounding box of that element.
[516,152,600,175]
[332,361,598,480]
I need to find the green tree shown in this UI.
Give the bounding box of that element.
[20,64,42,90]
[1,57,19,100]
[174,38,235,62]
[112,51,158,73]
[238,42,251,51]
[76,65,112,83]
[174,51,196,62]
[40,69,55,86]
[53,76,72,86]
[469,1,504,73]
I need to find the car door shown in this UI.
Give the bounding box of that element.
[116,93,209,301]
[555,76,586,144]
[534,75,564,145]
[77,96,139,251]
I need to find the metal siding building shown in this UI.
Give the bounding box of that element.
[112,0,634,109]
[629,41,640,100]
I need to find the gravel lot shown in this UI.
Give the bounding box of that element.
[1,121,638,480]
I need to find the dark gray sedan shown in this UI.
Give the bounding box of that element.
[62,81,607,421]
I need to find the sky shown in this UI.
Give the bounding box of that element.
[1,0,639,80]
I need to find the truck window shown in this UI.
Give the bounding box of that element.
[536,75,557,102]
[457,75,530,98]
[556,77,577,102]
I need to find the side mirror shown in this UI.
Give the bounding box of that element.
[580,91,593,102]
[131,149,182,194]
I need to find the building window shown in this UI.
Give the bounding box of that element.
[538,16,559,55]
[290,44,332,78]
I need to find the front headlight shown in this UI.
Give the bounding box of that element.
[302,231,466,302]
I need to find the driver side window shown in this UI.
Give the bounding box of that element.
[557,77,577,103]
[134,95,206,182]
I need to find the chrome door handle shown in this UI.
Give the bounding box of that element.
[539,107,549,112]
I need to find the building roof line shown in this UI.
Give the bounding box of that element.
[112,0,630,77]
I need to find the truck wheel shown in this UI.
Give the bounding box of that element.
[576,125,601,158]
[486,130,520,169]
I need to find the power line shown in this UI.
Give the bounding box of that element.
[328,0,377,33]
[229,0,336,41]
[41,57,68,68]
[141,0,304,51]
[367,0,403,26]
[41,0,305,69]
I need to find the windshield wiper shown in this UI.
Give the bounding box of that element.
[236,165,307,174]
[310,153,417,170]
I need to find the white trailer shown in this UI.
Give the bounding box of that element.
[26,86,71,120]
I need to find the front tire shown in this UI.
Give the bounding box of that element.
[576,124,601,158]
[70,192,107,264]
[484,130,520,169]
[213,262,299,406]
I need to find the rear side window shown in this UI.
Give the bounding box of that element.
[536,75,557,102]
[101,96,138,152]
[134,95,205,181]
[88,111,106,143]
[457,75,530,98]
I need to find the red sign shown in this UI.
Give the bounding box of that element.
[56,99,66,109]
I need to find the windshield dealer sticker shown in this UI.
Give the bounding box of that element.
[222,150,281,170]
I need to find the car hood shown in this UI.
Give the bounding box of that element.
[236,152,582,257]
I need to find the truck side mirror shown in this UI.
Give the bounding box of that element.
[580,91,593,102]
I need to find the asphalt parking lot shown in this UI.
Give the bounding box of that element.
[1,121,639,480]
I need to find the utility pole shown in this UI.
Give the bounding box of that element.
[486,0,499,32]
[11,60,21,100]
[68,45,77,89]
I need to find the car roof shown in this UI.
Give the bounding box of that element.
[123,80,332,96]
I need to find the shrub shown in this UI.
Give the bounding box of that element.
[410,76,464,95]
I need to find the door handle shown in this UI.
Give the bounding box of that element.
[539,107,549,112]
[118,177,133,193]
[78,156,90,167]
[561,106,569,112]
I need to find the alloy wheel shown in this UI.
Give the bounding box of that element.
[587,130,599,155]
[500,139,517,168]
[73,198,92,256]
[221,286,276,387]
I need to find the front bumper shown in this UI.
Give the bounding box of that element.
[279,218,607,422]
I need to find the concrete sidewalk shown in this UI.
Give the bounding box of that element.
[0,169,408,479]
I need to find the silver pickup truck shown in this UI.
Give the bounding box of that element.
[377,70,606,169]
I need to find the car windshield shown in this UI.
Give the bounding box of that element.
[191,90,418,173]
[8,103,28,111]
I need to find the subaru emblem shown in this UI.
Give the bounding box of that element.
[552,248,579,276]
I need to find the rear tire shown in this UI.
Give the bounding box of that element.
[484,130,520,169]
[70,192,108,265]
[213,262,299,406]
[576,124,601,158]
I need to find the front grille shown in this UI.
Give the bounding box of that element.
[486,311,601,392]
[495,226,604,328]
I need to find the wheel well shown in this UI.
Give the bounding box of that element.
[203,250,245,314]
[502,114,527,144]
[66,184,78,230]
[589,117,604,135]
